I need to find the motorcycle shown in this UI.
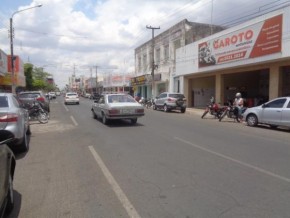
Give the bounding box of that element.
[144,98,154,109]
[24,101,49,124]
[201,97,225,119]
[218,103,246,122]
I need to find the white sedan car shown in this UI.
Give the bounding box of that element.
[91,93,145,125]
[64,92,79,105]
[243,97,290,129]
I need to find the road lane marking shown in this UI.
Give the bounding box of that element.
[64,104,69,111]
[70,116,78,126]
[174,137,290,183]
[88,146,141,218]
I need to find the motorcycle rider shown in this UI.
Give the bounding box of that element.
[233,92,244,119]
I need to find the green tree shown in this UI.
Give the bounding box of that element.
[24,64,55,91]
[24,63,34,90]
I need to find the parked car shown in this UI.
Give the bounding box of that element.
[0,93,31,152]
[91,93,145,125]
[153,92,187,113]
[0,131,16,217]
[85,93,91,98]
[18,91,50,113]
[48,92,56,99]
[243,96,290,129]
[64,92,80,105]
[90,93,101,101]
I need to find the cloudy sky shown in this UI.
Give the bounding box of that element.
[0,0,288,88]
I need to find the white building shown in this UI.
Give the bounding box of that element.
[175,6,290,108]
[134,19,224,99]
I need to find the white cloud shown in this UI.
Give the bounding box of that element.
[0,0,288,88]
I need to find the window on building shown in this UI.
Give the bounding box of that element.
[173,40,181,60]
[156,48,160,63]
[164,45,169,61]
[138,56,141,72]
[143,54,147,69]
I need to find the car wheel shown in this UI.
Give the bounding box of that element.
[164,105,169,112]
[5,174,14,214]
[181,108,186,113]
[19,131,29,152]
[131,118,137,125]
[38,111,48,124]
[102,113,108,125]
[27,125,31,135]
[92,109,97,119]
[246,114,258,127]
[153,104,157,110]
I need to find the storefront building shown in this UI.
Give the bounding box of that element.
[0,53,25,93]
[135,19,224,99]
[102,73,134,95]
[0,49,8,92]
[175,6,290,108]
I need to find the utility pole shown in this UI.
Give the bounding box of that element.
[146,25,160,98]
[9,17,15,94]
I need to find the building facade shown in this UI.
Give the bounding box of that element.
[175,6,290,108]
[0,51,25,93]
[134,19,225,99]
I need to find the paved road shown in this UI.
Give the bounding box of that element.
[8,97,290,218]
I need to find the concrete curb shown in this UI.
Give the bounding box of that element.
[186,108,204,116]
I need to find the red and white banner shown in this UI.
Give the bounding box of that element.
[198,14,282,68]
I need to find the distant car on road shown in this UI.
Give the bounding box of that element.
[153,92,187,113]
[90,93,101,101]
[48,92,56,99]
[91,93,144,125]
[0,93,31,152]
[18,90,50,112]
[243,96,290,129]
[0,131,16,217]
[85,93,91,98]
[64,92,80,105]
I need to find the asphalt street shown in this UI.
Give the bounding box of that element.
[8,96,290,218]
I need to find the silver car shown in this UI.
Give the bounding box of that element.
[243,97,290,129]
[91,93,145,125]
[0,93,31,152]
[0,131,16,216]
[153,92,187,113]
[64,92,80,105]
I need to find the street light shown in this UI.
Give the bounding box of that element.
[10,4,42,93]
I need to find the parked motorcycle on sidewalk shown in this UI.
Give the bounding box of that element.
[218,103,246,122]
[201,97,225,119]
[24,101,49,124]
[144,98,154,109]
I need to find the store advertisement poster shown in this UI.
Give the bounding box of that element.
[198,14,282,68]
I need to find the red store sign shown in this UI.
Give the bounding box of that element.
[198,14,283,68]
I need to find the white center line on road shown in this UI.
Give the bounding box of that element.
[174,137,290,183]
[88,146,141,218]
[70,116,78,126]
[63,104,69,111]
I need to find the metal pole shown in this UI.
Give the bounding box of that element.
[9,4,42,94]
[10,17,15,93]
[146,25,160,98]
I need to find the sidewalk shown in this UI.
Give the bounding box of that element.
[186,107,204,116]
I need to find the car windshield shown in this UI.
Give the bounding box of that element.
[0,96,9,108]
[108,95,135,103]
[67,93,77,97]
[19,93,40,98]
[169,94,185,99]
